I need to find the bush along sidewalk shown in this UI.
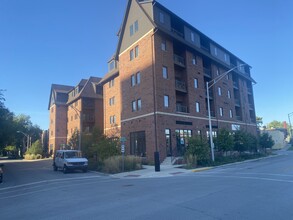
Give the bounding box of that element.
[184,130,274,169]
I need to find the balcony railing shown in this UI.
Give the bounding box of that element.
[173,54,185,67]
[234,98,241,106]
[236,115,242,121]
[171,28,184,38]
[206,111,215,117]
[176,104,188,113]
[203,68,212,77]
[175,80,187,92]
[247,87,253,94]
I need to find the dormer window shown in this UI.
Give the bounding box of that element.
[109,60,116,71]
[159,12,165,23]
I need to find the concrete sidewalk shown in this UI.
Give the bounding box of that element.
[110,165,212,179]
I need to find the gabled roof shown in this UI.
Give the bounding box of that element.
[66,77,103,105]
[114,0,156,60]
[48,84,74,110]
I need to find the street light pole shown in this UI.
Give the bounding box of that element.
[206,64,247,162]
[288,112,293,139]
[17,131,30,150]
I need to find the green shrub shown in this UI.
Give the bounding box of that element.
[103,155,142,174]
[185,136,210,166]
[24,154,42,160]
[26,140,43,155]
[185,154,197,169]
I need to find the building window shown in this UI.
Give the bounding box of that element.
[71,116,73,121]
[109,97,115,106]
[162,66,168,79]
[224,53,228,62]
[137,99,141,111]
[194,78,198,88]
[75,114,78,120]
[130,20,138,36]
[161,40,166,51]
[134,20,139,33]
[131,74,136,86]
[191,32,195,42]
[110,115,116,124]
[214,47,218,56]
[136,72,141,85]
[192,55,197,65]
[219,107,223,117]
[229,109,233,118]
[135,45,139,58]
[159,12,164,23]
[130,131,146,157]
[130,49,134,61]
[196,102,200,112]
[216,68,219,76]
[227,90,231,99]
[109,60,116,71]
[130,24,134,36]
[109,79,114,88]
[175,129,192,155]
[132,101,137,112]
[131,72,141,86]
[218,87,222,96]
[164,95,169,107]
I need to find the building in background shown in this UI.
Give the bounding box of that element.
[101,0,257,162]
[48,77,103,154]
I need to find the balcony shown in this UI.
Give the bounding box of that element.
[171,28,184,38]
[233,81,239,89]
[206,111,215,117]
[234,98,241,106]
[175,80,187,93]
[176,104,188,113]
[203,68,212,78]
[236,115,242,121]
[173,54,185,67]
[247,87,253,94]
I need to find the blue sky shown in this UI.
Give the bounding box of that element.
[0,0,292,130]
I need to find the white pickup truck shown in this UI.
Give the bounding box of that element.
[53,150,88,174]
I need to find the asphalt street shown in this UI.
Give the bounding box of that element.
[1,150,293,220]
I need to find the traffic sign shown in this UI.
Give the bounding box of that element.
[120,137,126,142]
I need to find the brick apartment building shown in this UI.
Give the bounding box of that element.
[101,0,257,162]
[48,77,103,154]
[48,0,257,162]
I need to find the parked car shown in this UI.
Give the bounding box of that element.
[0,164,4,183]
[53,150,88,174]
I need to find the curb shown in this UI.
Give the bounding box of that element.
[192,167,213,172]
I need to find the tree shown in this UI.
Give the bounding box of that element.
[68,130,79,149]
[215,129,234,155]
[82,128,119,163]
[233,130,248,153]
[245,132,258,153]
[267,120,284,129]
[26,140,43,155]
[259,133,274,151]
[185,136,210,166]
[256,116,263,128]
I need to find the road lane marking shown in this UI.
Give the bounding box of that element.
[0,175,107,192]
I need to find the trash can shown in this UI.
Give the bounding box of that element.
[154,151,160,172]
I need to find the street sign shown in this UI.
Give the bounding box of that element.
[121,144,125,153]
[120,137,126,142]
